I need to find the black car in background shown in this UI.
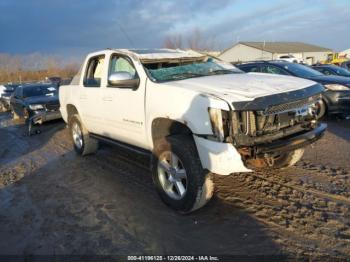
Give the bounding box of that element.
[0,84,19,112]
[312,64,350,77]
[237,61,350,119]
[10,84,61,134]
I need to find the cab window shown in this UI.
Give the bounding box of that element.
[109,55,136,77]
[84,55,105,87]
[321,69,333,75]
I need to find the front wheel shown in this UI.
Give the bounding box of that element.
[69,114,98,156]
[314,100,327,120]
[152,135,214,213]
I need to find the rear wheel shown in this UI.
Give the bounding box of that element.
[152,135,214,213]
[69,114,98,155]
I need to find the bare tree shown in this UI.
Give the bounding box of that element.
[163,28,216,51]
[163,34,183,49]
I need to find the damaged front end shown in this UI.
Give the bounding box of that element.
[211,84,327,169]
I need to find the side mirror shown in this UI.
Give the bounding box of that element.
[108,72,140,89]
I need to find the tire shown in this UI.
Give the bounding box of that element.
[11,107,20,120]
[314,100,327,120]
[69,114,98,156]
[152,135,214,213]
[270,149,305,169]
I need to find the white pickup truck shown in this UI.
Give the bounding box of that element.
[59,48,326,213]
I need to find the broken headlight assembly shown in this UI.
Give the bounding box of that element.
[208,108,230,142]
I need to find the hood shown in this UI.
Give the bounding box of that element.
[162,73,318,103]
[24,95,59,105]
[307,75,350,86]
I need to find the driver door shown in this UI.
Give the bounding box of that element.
[100,53,147,148]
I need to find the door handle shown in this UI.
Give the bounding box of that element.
[102,96,113,101]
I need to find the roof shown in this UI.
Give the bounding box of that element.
[109,48,206,63]
[221,42,332,55]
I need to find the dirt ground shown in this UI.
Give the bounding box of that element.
[0,112,350,259]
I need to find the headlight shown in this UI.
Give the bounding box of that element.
[29,104,44,110]
[324,84,350,91]
[208,108,229,142]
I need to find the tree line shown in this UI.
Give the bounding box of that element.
[0,53,80,84]
[1,30,217,85]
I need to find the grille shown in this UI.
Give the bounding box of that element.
[264,94,320,115]
[45,103,60,111]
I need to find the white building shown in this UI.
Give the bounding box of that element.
[340,48,350,59]
[219,42,332,65]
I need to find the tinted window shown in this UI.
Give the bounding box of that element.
[239,64,260,73]
[23,85,57,98]
[84,55,105,87]
[322,69,334,75]
[261,65,289,75]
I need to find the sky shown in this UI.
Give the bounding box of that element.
[0,0,349,60]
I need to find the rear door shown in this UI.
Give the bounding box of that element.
[78,54,106,134]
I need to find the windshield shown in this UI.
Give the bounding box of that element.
[23,85,58,98]
[281,63,323,78]
[335,67,350,76]
[143,59,243,82]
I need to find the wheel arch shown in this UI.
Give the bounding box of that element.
[151,117,193,146]
[66,104,79,126]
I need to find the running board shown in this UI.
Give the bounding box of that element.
[90,133,151,156]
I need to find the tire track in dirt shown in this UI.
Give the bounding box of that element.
[214,163,350,257]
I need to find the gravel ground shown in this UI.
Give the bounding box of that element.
[0,112,349,259]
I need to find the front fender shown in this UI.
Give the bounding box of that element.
[146,88,231,149]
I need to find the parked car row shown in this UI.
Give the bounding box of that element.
[236,61,350,119]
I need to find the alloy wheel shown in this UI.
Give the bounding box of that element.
[157,151,188,200]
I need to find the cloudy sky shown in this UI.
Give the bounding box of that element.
[1,0,349,59]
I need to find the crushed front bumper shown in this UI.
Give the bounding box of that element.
[254,123,327,156]
[193,123,327,176]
